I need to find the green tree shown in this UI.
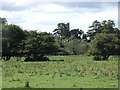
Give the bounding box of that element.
[24,31,58,61]
[87,20,119,41]
[87,20,101,39]
[89,20,101,33]
[53,23,70,38]
[75,40,89,55]
[0,17,7,24]
[101,20,117,34]
[2,24,25,60]
[0,17,8,59]
[70,29,84,39]
[89,33,120,60]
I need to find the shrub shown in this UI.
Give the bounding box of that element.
[89,33,120,60]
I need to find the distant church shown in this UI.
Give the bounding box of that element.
[65,22,70,31]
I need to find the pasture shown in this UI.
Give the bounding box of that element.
[2,55,118,88]
[0,61,2,89]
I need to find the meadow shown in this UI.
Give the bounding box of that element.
[0,61,2,89]
[2,55,118,88]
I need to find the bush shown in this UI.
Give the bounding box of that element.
[24,56,49,62]
[75,40,89,55]
[89,33,120,60]
[61,39,89,55]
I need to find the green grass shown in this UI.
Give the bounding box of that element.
[2,55,118,88]
[0,60,2,89]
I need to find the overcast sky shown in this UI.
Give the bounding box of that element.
[0,0,119,33]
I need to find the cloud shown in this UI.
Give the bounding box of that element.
[1,0,44,11]
[54,2,117,8]
[53,2,103,9]
[0,1,118,33]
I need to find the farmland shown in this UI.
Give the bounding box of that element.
[2,55,118,88]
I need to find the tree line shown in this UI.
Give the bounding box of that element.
[0,17,120,61]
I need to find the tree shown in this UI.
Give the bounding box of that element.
[23,31,42,61]
[69,29,79,39]
[101,20,116,34]
[87,20,101,39]
[2,24,25,60]
[0,17,7,24]
[39,32,59,55]
[87,20,119,41]
[89,20,101,33]
[0,17,8,59]
[75,40,89,55]
[24,31,59,61]
[70,29,84,39]
[89,33,120,60]
[53,23,70,38]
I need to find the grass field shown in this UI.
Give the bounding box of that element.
[0,61,2,89]
[2,55,118,88]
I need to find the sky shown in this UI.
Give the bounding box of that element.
[0,0,119,33]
